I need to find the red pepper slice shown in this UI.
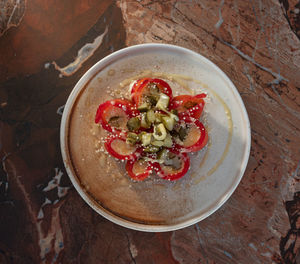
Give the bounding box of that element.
[173,117,208,153]
[125,158,152,181]
[131,78,150,96]
[95,99,138,133]
[104,135,142,160]
[169,94,206,119]
[153,149,190,181]
[131,78,151,107]
[131,78,173,106]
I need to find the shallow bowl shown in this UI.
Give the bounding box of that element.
[60,43,251,232]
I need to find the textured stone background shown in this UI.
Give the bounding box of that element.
[0,0,299,263]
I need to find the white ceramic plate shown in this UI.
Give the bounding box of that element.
[60,44,251,232]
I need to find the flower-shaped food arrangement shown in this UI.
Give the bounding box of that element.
[95,78,208,181]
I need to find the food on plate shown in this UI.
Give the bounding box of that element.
[95,78,208,181]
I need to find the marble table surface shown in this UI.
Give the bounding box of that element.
[0,0,300,263]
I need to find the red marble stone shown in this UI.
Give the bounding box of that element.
[0,0,26,37]
[0,0,113,82]
[0,0,300,263]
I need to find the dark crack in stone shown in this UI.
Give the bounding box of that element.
[0,0,26,37]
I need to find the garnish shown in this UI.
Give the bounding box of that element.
[95,78,208,181]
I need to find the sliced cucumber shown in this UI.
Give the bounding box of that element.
[126,117,140,131]
[162,116,175,131]
[154,112,163,123]
[169,112,179,122]
[156,94,170,110]
[163,134,173,148]
[140,113,151,128]
[146,109,156,123]
[126,132,139,145]
[141,132,152,146]
[151,140,164,147]
[143,145,160,153]
[138,102,150,112]
[153,123,167,140]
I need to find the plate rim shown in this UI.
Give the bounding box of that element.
[60,43,251,232]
